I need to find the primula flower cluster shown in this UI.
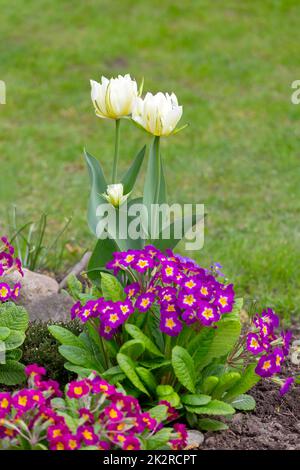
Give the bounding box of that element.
[245,308,294,395]
[0,236,23,303]
[0,365,187,451]
[71,246,235,338]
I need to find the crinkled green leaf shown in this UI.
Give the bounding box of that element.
[182,394,212,406]
[230,394,256,411]
[172,346,196,393]
[125,323,163,357]
[117,353,149,396]
[186,399,235,416]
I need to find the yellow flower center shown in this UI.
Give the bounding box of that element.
[0,287,8,297]
[165,318,176,329]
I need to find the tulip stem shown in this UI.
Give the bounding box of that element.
[112,119,121,183]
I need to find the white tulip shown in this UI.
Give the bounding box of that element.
[102,184,129,207]
[90,74,138,120]
[132,92,183,136]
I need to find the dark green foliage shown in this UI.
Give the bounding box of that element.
[22,321,83,386]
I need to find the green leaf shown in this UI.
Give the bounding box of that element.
[142,136,166,238]
[58,345,100,371]
[4,330,25,350]
[0,327,10,341]
[0,302,29,331]
[136,367,157,394]
[148,404,168,422]
[0,361,25,385]
[64,363,94,377]
[6,348,22,361]
[48,325,84,347]
[188,328,215,369]
[186,399,235,416]
[172,346,196,393]
[87,238,119,283]
[224,364,260,401]
[155,210,204,252]
[101,272,125,301]
[120,340,145,360]
[125,323,163,357]
[182,394,212,406]
[197,418,229,432]
[146,428,172,450]
[67,274,83,300]
[156,385,181,407]
[227,297,243,320]
[201,376,219,394]
[230,394,256,411]
[140,360,171,370]
[201,320,241,368]
[121,145,146,194]
[117,353,149,396]
[84,149,107,235]
[212,372,241,400]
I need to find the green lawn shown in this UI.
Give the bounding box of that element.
[1,0,300,318]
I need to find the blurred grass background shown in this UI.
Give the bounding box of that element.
[0,0,299,317]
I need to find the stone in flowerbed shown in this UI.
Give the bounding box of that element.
[5,268,73,322]
[201,363,300,450]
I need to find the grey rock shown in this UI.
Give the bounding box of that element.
[186,430,204,448]
[4,268,73,321]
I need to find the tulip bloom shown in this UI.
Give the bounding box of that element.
[102,184,129,207]
[90,74,138,120]
[132,92,183,136]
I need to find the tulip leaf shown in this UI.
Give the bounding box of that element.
[84,148,107,235]
[121,145,146,194]
[142,136,166,238]
[155,209,205,252]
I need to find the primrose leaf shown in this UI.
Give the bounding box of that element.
[125,324,163,357]
[224,363,260,401]
[197,418,229,432]
[182,394,211,406]
[186,399,235,416]
[101,272,125,302]
[230,394,256,411]
[117,353,149,396]
[172,346,196,393]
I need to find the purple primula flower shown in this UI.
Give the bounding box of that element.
[161,261,179,283]
[0,252,14,269]
[135,293,155,313]
[197,301,220,326]
[158,286,177,305]
[0,282,11,301]
[78,303,94,323]
[198,282,212,300]
[70,301,82,320]
[255,354,276,378]
[106,253,124,274]
[1,236,14,255]
[160,312,182,336]
[133,255,153,272]
[121,250,138,267]
[261,308,279,329]
[11,282,21,300]
[144,244,160,259]
[246,333,264,355]
[102,305,124,328]
[273,347,284,372]
[118,300,134,319]
[77,425,98,446]
[182,276,200,293]
[99,322,116,340]
[124,282,140,299]
[280,377,295,396]
[177,291,198,309]
[281,330,292,356]
[215,290,234,313]
[182,309,197,325]
[0,392,11,418]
